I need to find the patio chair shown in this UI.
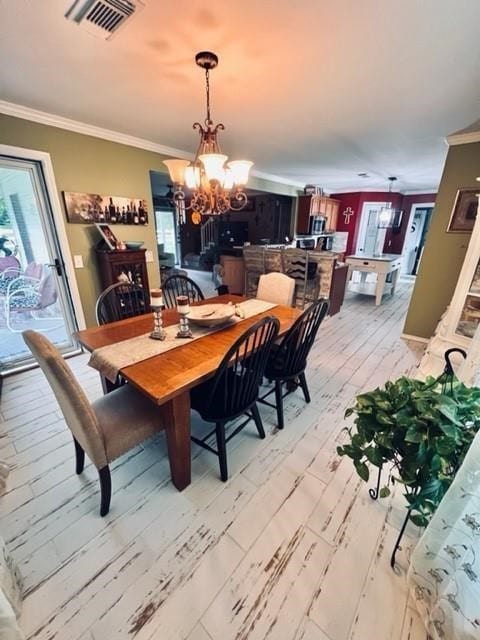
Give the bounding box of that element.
[0,260,40,295]
[4,269,59,332]
[162,275,204,308]
[190,315,279,481]
[22,330,166,516]
[259,298,329,429]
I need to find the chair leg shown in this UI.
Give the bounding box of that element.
[215,422,228,482]
[98,466,112,516]
[73,437,85,474]
[275,380,285,430]
[299,372,311,403]
[251,402,266,439]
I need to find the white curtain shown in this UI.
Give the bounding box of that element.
[408,320,480,639]
[407,423,480,640]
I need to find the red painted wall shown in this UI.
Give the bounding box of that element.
[332,191,402,255]
[331,191,436,255]
[332,192,362,254]
[388,193,437,254]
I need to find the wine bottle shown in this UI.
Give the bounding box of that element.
[124,206,130,224]
[133,207,139,225]
[108,197,116,221]
[99,207,106,222]
[138,200,147,224]
[110,207,117,224]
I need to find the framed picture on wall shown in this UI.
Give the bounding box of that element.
[62,191,149,225]
[95,223,119,250]
[447,188,479,232]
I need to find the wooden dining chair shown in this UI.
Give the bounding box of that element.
[162,275,205,308]
[190,315,280,481]
[95,281,149,325]
[259,299,329,429]
[22,330,166,516]
[243,246,265,297]
[282,248,320,308]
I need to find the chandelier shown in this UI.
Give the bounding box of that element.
[378,176,397,228]
[163,51,253,224]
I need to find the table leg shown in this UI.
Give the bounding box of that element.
[375,273,387,306]
[390,268,400,296]
[100,374,120,394]
[160,391,191,491]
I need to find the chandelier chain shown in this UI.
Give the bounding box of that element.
[205,68,211,124]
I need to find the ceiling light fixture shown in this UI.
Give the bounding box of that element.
[164,51,253,225]
[378,176,397,228]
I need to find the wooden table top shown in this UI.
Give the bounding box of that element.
[75,295,301,406]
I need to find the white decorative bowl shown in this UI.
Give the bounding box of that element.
[188,303,235,327]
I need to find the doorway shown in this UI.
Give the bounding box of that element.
[356,202,388,256]
[401,205,434,276]
[0,152,81,374]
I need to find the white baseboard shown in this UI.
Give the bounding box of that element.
[401,333,429,344]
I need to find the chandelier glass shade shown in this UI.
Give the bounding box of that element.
[377,176,397,229]
[164,52,253,223]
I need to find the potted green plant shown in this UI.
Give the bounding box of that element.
[337,374,480,529]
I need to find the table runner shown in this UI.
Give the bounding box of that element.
[89,299,277,383]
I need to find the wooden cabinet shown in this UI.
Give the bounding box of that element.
[296,195,340,234]
[329,264,349,315]
[96,248,150,296]
[296,196,312,234]
[220,254,245,295]
[323,198,339,232]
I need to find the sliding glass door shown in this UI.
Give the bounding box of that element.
[0,156,78,374]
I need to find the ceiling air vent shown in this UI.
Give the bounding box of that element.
[65,0,145,40]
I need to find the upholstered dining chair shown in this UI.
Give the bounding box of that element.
[259,298,329,429]
[190,315,279,481]
[22,330,165,516]
[256,272,296,307]
[162,275,205,308]
[95,281,149,325]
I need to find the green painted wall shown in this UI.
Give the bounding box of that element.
[0,113,297,326]
[404,142,480,338]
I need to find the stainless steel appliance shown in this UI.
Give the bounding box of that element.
[296,237,316,250]
[309,216,326,235]
[319,235,334,251]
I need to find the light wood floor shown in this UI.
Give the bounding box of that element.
[1,283,430,640]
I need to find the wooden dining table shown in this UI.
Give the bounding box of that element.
[74,294,301,491]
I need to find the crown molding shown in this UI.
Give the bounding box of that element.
[250,169,303,188]
[402,189,438,196]
[0,99,304,188]
[331,187,438,195]
[446,131,480,146]
[0,99,191,159]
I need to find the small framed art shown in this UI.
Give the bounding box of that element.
[447,189,479,232]
[95,223,119,250]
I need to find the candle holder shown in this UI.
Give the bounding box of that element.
[150,288,166,340]
[176,295,193,339]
